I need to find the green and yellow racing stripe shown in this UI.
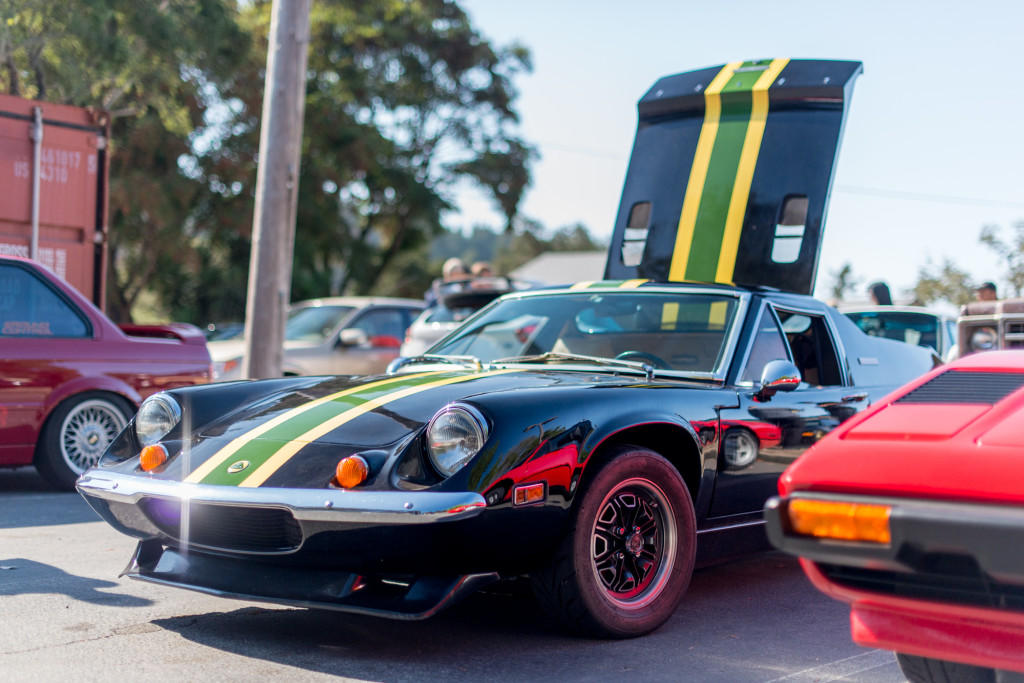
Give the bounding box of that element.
[669,58,789,285]
[185,369,518,487]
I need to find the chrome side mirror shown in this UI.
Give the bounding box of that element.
[756,359,801,401]
[339,328,369,347]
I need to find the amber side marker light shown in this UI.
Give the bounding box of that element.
[787,498,892,544]
[513,482,545,506]
[335,455,369,489]
[140,444,168,472]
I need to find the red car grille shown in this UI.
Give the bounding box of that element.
[896,370,1024,405]
[140,498,303,553]
[818,563,1024,612]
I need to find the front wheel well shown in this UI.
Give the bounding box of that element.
[592,423,702,503]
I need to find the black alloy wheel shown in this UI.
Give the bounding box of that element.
[531,445,696,638]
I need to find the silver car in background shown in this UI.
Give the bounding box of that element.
[210,297,425,380]
[841,305,957,362]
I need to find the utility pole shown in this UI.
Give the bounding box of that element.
[242,0,312,379]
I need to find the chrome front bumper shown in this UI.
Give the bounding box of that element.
[77,469,486,527]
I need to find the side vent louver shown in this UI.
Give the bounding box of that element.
[897,371,1024,405]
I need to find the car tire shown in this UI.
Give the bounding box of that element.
[34,392,133,491]
[895,652,1004,683]
[530,445,696,638]
[723,427,759,469]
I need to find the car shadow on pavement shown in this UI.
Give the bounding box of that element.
[0,467,101,529]
[0,558,152,607]
[148,552,862,682]
[0,466,59,493]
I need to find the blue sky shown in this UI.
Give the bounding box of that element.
[454,0,1024,302]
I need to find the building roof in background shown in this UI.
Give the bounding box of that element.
[509,251,605,286]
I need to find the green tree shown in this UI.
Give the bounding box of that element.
[911,258,974,307]
[3,0,532,324]
[826,262,860,303]
[0,0,252,321]
[185,0,535,317]
[980,221,1024,297]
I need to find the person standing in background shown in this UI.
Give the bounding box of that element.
[975,282,998,301]
[868,282,892,305]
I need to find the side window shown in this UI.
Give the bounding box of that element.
[771,195,808,264]
[739,309,790,384]
[349,308,407,347]
[0,265,88,338]
[620,201,651,267]
[776,310,843,386]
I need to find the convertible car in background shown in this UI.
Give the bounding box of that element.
[400,276,523,357]
[765,351,1024,681]
[79,59,929,637]
[841,305,958,362]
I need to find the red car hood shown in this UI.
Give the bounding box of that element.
[780,351,1024,506]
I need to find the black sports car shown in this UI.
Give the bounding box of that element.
[79,58,923,637]
[78,281,936,637]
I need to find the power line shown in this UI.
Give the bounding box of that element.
[834,185,1024,210]
[530,139,1024,210]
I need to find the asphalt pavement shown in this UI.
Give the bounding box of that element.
[1,466,909,682]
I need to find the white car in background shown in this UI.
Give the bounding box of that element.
[400,277,522,357]
[840,305,958,362]
[211,297,425,380]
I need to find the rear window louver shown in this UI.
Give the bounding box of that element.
[896,371,1024,405]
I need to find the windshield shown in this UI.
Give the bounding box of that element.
[285,305,355,342]
[429,291,739,375]
[422,304,480,324]
[845,311,941,350]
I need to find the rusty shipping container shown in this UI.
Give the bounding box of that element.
[0,94,111,307]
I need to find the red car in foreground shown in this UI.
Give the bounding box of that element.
[765,351,1024,682]
[0,255,211,490]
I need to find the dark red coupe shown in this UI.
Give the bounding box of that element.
[765,350,1024,682]
[0,255,211,490]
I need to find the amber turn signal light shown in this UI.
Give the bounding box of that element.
[335,455,369,488]
[140,444,168,472]
[787,498,892,544]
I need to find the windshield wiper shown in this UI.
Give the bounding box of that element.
[393,354,483,372]
[492,352,655,378]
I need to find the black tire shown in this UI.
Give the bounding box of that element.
[530,445,696,638]
[34,392,133,491]
[895,652,1000,683]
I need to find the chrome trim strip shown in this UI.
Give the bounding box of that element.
[697,518,766,534]
[77,471,486,525]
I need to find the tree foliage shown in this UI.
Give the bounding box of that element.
[825,262,860,303]
[979,221,1024,298]
[1,0,252,321]
[911,258,974,307]
[1,0,533,323]
[188,0,535,315]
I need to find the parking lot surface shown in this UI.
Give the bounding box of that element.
[1,467,908,682]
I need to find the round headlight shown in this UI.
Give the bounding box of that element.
[970,327,997,352]
[426,404,488,478]
[135,394,182,446]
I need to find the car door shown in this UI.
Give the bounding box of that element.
[0,261,92,463]
[332,307,416,375]
[709,303,868,518]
